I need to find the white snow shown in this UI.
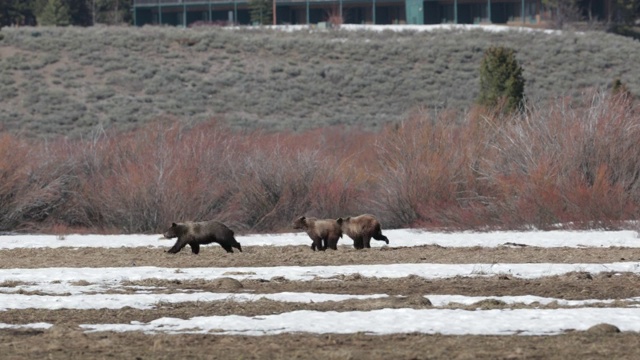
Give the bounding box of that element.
[79,308,640,336]
[0,292,389,310]
[3,229,640,336]
[1,228,638,249]
[0,292,631,311]
[258,23,562,35]
[0,263,637,288]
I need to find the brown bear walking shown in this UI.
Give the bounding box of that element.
[292,216,343,251]
[337,214,389,249]
[163,220,242,254]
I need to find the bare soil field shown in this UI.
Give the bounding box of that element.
[2,244,640,359]
[3,328,640,360]
[2,245,640,268]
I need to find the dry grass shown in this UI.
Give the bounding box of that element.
[1,329,638,360]
[1,245,640,268]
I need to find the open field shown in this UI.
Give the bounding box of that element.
[2,230,640,359]
[0,25,638,137]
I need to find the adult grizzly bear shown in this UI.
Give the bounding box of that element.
[163,220,242,254]
[337,214,389,249]
[292,216,343,251]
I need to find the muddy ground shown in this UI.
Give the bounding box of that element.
[3,328,640,360]
[2,244,640,359]
[2,244,639,268]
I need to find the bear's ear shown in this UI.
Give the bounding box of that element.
[345,217,351,221]
[299,216,306,221]
[172,222,177,227]
[336,217,343,224]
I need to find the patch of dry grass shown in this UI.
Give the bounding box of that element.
[1,326,639,360]
[1,245,640,269]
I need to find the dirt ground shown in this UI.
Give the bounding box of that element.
[3,328,640,360]
[2,244,640,359]
[2,244,640,268]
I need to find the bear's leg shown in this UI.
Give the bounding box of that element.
[353,237,364,250]
[326,236,338,250]
[233,242,243,252]
[363,235,372,248]
[310,235,320,251]
[373,226,389,244]
[167,237,190,254]
[373,234,389,244]
[221,244,234,253]
[189,243,200,254]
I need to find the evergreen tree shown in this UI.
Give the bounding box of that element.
[38,0,71,26]
[67,0,92,26]
[0,0,38,27]
[609,0,640,39]
[249,0,272,25]
[612,0,639,25]
[477,46,525,113]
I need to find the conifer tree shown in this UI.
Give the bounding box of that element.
[477,46,525,113]
[249,0,272,25]
[38,0,71,26]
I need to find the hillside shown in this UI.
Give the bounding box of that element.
[0,25,638,137]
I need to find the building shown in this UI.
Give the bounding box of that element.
[131,0,608,27]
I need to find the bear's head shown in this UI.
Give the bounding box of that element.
[163,222,185,239]
[292,216,308,230]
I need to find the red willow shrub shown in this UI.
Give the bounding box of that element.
[0,121,366,233]
[371,108,498,229]
[223,127,367,232]
[472,92,640,229]
[371,92,640,230]
[0,92,639,233]
[0,134,86,232]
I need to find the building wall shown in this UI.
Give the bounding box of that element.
[132,0,544,26]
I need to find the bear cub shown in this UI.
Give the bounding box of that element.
[292,216,343,251]
[164,220,242,254]
[337,214,389,249]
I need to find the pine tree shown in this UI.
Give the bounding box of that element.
[477,46,525,113]
[0,0,39,27]
[249,0,272,25]
[38,0,71,26]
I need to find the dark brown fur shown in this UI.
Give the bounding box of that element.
[163,220,242,254]
[336,214,389,249]
[292,216,343,251]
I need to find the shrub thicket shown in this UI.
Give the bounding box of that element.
[0,92,639,234]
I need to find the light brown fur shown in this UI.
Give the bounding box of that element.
[292,216,343,251]
[337,214,389,249]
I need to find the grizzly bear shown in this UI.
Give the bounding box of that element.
[292,216,343,251]
[336,214,389,249]
[163,220,242,254]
